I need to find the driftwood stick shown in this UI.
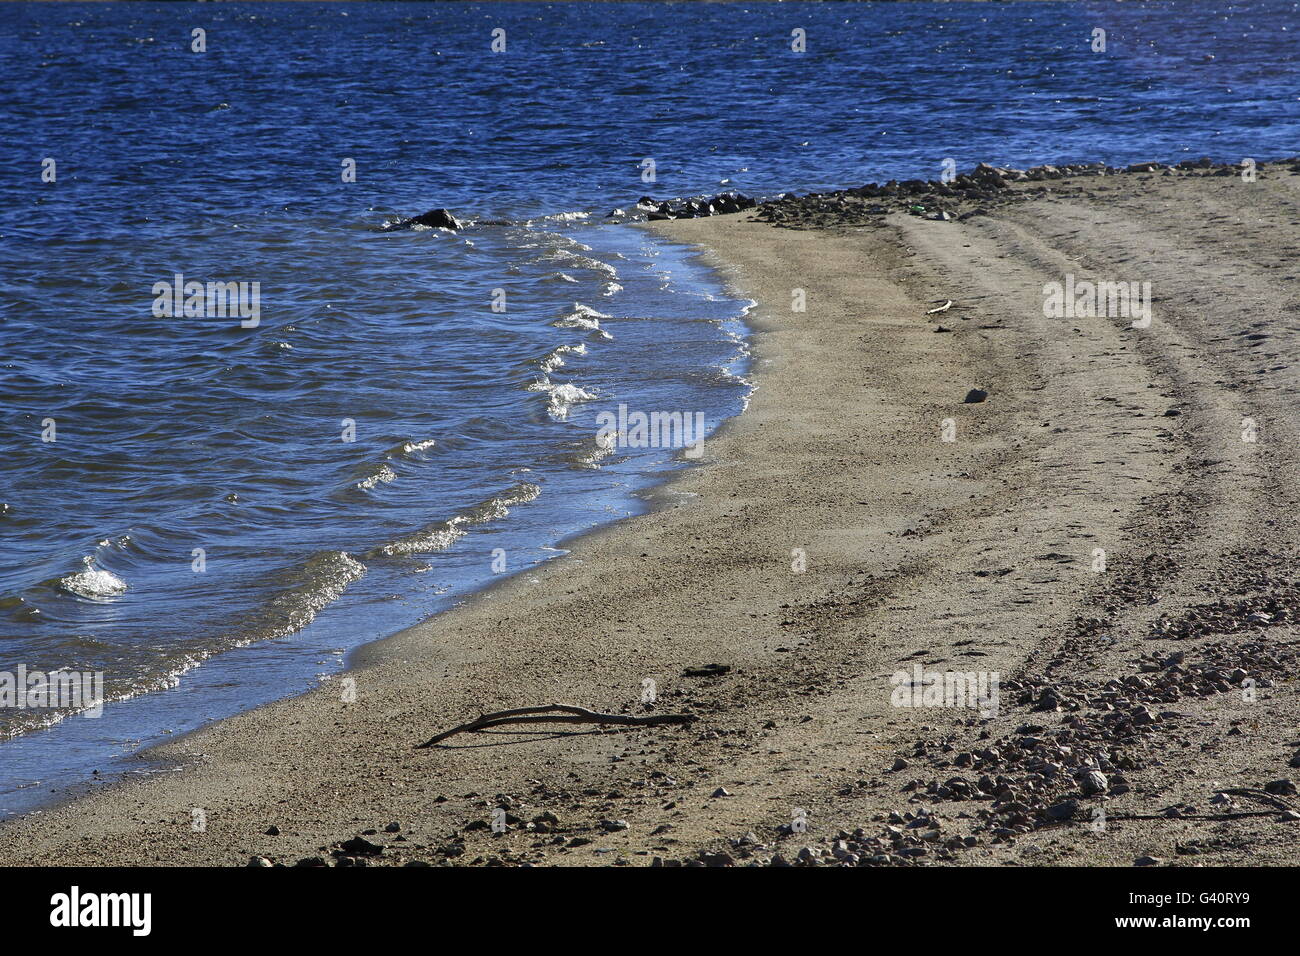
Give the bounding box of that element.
[1218,788,1298,812]
[417,704,695,748]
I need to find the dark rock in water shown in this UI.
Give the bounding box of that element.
[647,209,675,221]
[408,208,461,230]
[963,388,989,404]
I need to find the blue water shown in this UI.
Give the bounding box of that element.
[1,0,1297,817]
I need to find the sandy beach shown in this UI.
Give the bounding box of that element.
[4,160,1300,867]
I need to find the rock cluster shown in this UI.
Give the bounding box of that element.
[632,192,757,221]
[752,157,1300,230]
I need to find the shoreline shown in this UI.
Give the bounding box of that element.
[4,160,1300,865]
[0,219,752,823]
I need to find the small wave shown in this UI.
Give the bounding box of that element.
[354,464,397,491]
[552,303,614,339]
[567,430,620,469]
[399,438,437,456]
[371,482,541,557]
[539,249,619,280]
[381,438,437,459]
[537,342,587,375]
[526,210,591,226]
[264,551,367,636]
[527,379,597,421]
[59,557,128,600]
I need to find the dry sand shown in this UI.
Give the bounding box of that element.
[3,162,1300,866]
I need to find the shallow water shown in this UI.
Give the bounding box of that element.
[1,0,1297,816]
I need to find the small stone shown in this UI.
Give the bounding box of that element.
[963,388,989,404]
[600,819,630,832]
[1046,800,1079,821]
[891,758,909,772]
[1134,856,1161,867]
[246,856,273,867]
[384,822,401,833]
[1080,770,1109,796]
[338,836,384,856]
[1264,779,1298,796]
[711,787,732,798]
[264,825,280,836]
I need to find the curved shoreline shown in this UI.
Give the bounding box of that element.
[0,223,755,825]
[3,161,1299,865]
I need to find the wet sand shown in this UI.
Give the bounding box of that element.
[3,160,1300,866]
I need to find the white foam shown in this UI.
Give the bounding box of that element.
[551,303,613,339]
[527,379,597,421]
[60,558,128,599]
[538,343,587,375]
[355,464,397,490]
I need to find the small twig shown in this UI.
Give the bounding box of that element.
[926,300,953,315]
[1218,788,1298,812]
[417,704,695,748]
[1103,810,1278,822]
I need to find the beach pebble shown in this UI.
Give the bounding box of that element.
[1264,779,1297,796]
[600,819,629,832]
[711,787,732,798]
[338,836,384,856]
[962,388,988,404]
[1081,770,1109,796]
[246,856,274,867]
[1046,800,1079,821]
